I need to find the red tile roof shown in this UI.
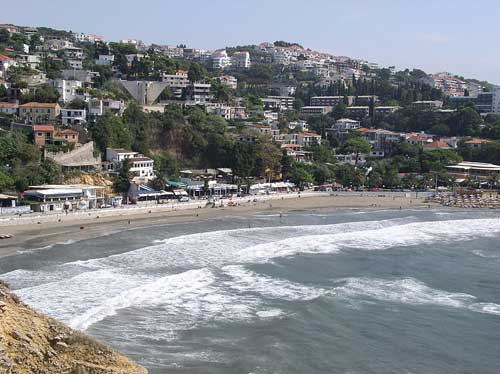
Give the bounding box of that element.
[0,54,13,62]
[20,102,59,108]
[0,103,17,108]
[33,125,55,132]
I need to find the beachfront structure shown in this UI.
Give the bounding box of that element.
[105,148,155,182]
[249,182,295,195]
[45,141,102,173]
[180,180,238,197]
[24,187,83,212]
[128,183,175,204]
[446,161,500,182]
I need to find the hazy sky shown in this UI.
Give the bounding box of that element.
[3,0,499,84]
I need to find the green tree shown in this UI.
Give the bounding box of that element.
[113,158,132,193]
[188,63,206,83]
[341,137,371,166]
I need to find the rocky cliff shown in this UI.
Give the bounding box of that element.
[0,281,146,374]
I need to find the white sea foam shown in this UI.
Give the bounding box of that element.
[223,265,325,301]
[334,277,475,308]
[5,216,500,332]
[469,303,500,316]
[472,250,499,259]
[256,309,285,319]
[333,277,500,317]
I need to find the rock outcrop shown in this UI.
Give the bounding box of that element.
[0,281,146,374]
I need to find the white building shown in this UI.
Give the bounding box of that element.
[61,108,87,125]
[493,87,500,114]
[73,32,103,43]
[125,54,145,64]
[211,50,231,69]
[296,132,322,147]
[0,103,18,115]
[162,70,190,98]
[95,54,115,66]
[67,59,83,70]
[64,47,84,60]
[0,54,16,78]
[105,148,155,182]
[16,54,41,69]
[50,79,83,103]
[218,75,238,89]
[89,99,125,116]
[231,51,251,69]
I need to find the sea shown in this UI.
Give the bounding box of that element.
[0,208,499,374]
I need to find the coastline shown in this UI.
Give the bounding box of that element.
[0,193,433,258]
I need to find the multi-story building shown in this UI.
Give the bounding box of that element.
[0,54,16,78]
[64,47,84,60]
[374,106,400,116]
[492,87,500,114]
[162,70,190,98]
[326,118,361,140]
[346,106,370,119]
[49,79,83,103]
[15,54,41,69]
[357,128,406,154]
[105,148,155,182]
[411,100,444,110]
[88,99,125,117]
[33,125,54,147]
[211,50,231,69]
[231,51,251,69]
[95,54,115,66]
[61,108,87,125]
[296,132,322,147]
[72,32,103,43]
[19,102,61,123]
[301,106,333,116]
[310,96,348,107]
[218,75,238,90]
[421,72,467,96]
[186,83,213,104]
[0,102,18,116]
[267,96,295,110]
[355,95,379,106]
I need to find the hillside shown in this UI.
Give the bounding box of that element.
[0,281,146,374]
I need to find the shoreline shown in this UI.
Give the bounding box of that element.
[0,193,434,258]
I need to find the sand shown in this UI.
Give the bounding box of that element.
[0,193,434,257]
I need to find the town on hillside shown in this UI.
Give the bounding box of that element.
[1,23,500,214]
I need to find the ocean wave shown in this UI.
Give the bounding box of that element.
[472,250,499,259]
[333,277,500,317]
[223,265,325,301]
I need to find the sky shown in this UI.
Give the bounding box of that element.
[3,0,500,84]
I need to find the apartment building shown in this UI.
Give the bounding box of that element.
[61,108,87,125]
[19,102,61,123]
[231,51,251,69]
[301,106,333,116]
[345,106,370,119]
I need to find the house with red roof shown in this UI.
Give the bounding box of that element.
[0,54,16,78]
[19,102,61,123]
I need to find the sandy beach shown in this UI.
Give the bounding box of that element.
[0,192,433,257]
